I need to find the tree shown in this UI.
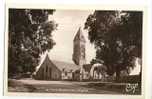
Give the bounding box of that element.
[8,9,58,76]
[84,11,142,81]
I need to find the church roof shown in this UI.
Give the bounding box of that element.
[74,27,86,42]
[35,53,80,74]
[51,60,80,72]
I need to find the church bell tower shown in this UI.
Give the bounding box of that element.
[72,27,86,66]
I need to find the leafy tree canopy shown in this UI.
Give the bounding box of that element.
[8,9,58,76]
[84,10,142,80]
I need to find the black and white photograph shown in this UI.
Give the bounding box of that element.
[6,8,143,95]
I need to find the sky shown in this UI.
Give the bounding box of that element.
[47,10,96,64]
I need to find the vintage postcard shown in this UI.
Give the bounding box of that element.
[4,4,147,99]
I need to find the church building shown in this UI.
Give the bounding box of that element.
[34,27,89,80]
[33,27,106,81]
[33,54,79,80]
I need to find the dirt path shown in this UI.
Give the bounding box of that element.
[8,79,140,94]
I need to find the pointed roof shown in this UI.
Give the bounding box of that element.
[74,27,86,43]
[35,53,80,74]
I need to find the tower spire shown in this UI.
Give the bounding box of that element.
[74,26,86,43]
